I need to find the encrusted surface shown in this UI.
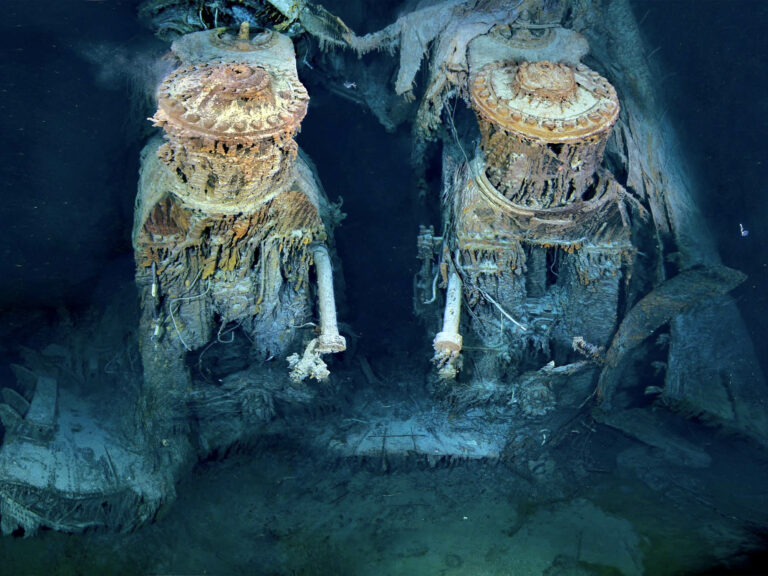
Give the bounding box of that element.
[156,135,296,214]
[0,385,166,535]
[417,133,632,403]
[153,61,308,142]
[148,55,311,213]
[134,142,325,355]
[470,62,621,209]
[471,61,619,143]
[515,60,579,103]
[131,25,342,475]
[468,24,590,72]
[209,25,280,53]
[170,25,302,76]
[460,157,629,236]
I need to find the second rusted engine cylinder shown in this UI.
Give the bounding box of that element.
[470,60,619,209]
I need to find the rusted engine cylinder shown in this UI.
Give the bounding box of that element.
[151,60,309,214]
[470,60,619,209]
[134,25,343,410]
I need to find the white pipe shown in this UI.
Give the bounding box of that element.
[433,271,463,353]
[310,244,346,354]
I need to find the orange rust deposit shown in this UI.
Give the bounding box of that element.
[150,59,309,214]
[417,54,631,397]
[133,26,337,379]
[470,60,619,209]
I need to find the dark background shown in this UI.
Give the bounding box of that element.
[633,0,768,372]
[0,0,765,366]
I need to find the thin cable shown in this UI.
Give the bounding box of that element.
[169,278,210,351]
[423,269,440,304]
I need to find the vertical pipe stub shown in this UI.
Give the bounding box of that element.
[310,244,346,354]
[433,271,463,353]
[237,21,250,42]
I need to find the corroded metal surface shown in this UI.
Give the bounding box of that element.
[149,56,311,213]
[470,61,620,210]
[153,61,308,142]
[170,24,299,69]
[471,61,619,143]
[132,27,343,481]
[209,24,280,52]
[418,53,631,410]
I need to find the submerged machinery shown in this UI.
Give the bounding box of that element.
[0,23,347,536]
[417,56,631,414]
[134,23,345,450]
[1,1,765,541]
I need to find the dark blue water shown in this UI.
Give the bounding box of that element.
[635,0,768,376]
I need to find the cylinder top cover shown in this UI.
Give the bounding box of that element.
[471,60,619,144]
[153,60,309,143]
